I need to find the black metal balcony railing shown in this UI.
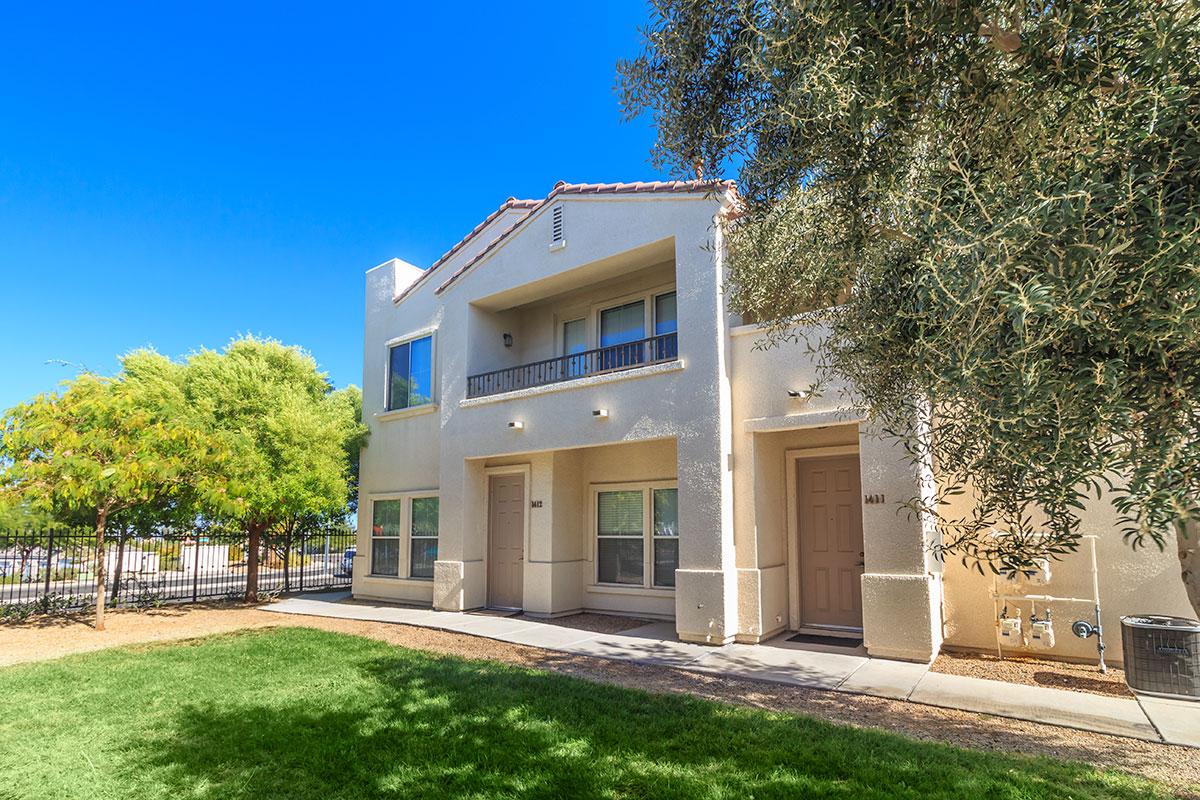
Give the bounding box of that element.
[466,332,678,399]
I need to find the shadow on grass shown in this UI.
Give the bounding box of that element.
[126,644,1157,800]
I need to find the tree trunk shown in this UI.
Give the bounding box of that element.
[1178,519,1200,619]
[245,523,263,603]
[93,507,109,631]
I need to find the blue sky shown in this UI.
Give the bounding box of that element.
[0,1,667,411]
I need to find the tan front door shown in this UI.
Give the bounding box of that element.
[797,455,864,629]
[487,473,525,609]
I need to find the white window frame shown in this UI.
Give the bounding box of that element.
[366,490,439,580]
[589,480,677,590]
[383,327,438,413]
[652,290,678,336]
[550,283,678,358]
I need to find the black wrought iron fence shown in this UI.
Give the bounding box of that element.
[0,527,357,620]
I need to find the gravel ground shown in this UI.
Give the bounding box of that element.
[933,649,1132,698]
[3,604,1197,797]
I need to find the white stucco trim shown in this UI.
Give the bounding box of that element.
[438,193,731,298]
[384,325,439,347]
[375,404,437,422]
[729,322,773,338]
[459,360,685,407]
[743,407,867,433]
[585,584,676,598]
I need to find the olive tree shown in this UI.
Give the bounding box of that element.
[620,1,1200,614]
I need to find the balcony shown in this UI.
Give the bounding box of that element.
[466,333,678,399]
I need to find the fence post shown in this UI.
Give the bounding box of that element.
[298,532,305,593]
[43,528,55,596]
[111,531,126,603]
[191,539,201,603]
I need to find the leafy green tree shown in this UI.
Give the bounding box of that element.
[0,351,214,628]
[621,1,1200,614]
[183,337,367,601]
[0,500,55,530]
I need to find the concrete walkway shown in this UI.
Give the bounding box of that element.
[264,591,1198,748]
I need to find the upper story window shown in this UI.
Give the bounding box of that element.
[654,292,677,335]
[387,335,433,411]
[599,300,646,347]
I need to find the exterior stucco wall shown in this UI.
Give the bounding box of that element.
[360,193,735,637]
[358,188,1190,664]
[940,491,1193,666]
[728,324,941,660]
[462,439,679,620]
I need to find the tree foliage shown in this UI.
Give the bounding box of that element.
[620,1,1200,612]
[1,337,367,621]
[0,351,216,627]
[182,337,367,600]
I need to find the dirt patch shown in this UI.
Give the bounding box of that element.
[0,602,284,667]
[934,649,1132,698]
[514,612,654,634]
[2,605,1196,797]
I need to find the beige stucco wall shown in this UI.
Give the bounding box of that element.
[940,490,1194,666]
[359,192,739,642]
[356,189,1190,665]
[465,438,679,620]
[727,322,942,661]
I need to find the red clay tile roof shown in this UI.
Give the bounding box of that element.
[431,180,735,297]
[392,180,735,304]
[393,197,539,304]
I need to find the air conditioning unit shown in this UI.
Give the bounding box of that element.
[1120,615,1200,700]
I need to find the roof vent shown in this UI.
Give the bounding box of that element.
[549,204,565,251]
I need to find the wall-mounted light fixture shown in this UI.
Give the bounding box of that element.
[503,333,513,348]
[787,389,809,400]
[592,409,609,420]
[507,420,524,430]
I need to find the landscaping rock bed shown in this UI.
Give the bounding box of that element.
[933,649,1131,698]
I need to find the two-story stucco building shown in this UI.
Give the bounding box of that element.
[354,179,1193,664]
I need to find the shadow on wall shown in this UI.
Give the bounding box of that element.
[122,633,1158,800]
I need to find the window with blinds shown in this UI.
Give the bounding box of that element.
[409,497,439,579]
[594,485,678,588]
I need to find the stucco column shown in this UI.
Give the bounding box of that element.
[433,457,486,611]
[673,218,739,645]
[858,422,943,662]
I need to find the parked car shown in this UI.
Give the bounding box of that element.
[338,547,355,577]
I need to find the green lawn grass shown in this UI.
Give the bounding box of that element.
[0,627,1170,799]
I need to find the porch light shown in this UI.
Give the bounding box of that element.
[503,333,513,348]
[787,389,809,400]
[508,420,524,430]
[593,409,609,420]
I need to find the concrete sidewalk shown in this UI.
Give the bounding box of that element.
[264,591,1198,748]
